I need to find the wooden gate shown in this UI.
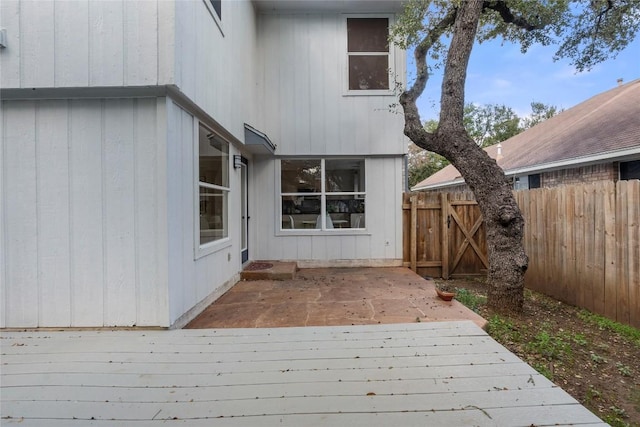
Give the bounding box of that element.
[403,192,488,278]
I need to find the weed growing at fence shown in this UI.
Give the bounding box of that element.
[578,310,640,346]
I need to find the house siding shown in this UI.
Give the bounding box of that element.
[253,156,404,265]
[541,163,618,188]
[1,98,169,328]
[257,12,406,156]
[0,0,174,89]
[417,163,621,194]
[174,0,259,143]
[0,1,407,328]
[165,102,245,327]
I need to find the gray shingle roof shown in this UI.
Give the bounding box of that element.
[413,79,640,190]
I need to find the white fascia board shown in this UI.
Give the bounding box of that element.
[411,178,464,192]
[506,146,640,177]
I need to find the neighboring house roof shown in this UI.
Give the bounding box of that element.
[412,78,640,191]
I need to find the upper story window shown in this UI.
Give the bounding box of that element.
[347,17,390,92]
[209,0,221,20]
[204,0,223,34]
[198,124,229,246]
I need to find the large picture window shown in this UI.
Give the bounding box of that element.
[281,159,365,231]
[199,124,229,245]
[347,17,390,91]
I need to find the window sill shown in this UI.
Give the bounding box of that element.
[343,89,395,97]
[275,229,371,237]
[195,237,232,260]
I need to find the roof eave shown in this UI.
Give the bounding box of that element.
[412,146,640,191]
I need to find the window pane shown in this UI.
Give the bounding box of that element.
[200,187,228,244]
[281,159,321,193]
[325,159,365,192]
[327,195,365,229]
[199,125,229,187]
[347,18,389,52]
[529,174,541,189]
[621,160,640,180]
[282,195,321,229]
[348,56,389,90]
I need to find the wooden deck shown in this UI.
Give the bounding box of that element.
[1,321,605,426]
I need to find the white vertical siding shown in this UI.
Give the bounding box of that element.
[1,99,169,328]
[173,0,259,142]
[135,99,166,325]
[54,1,90,86]
[36,101,71,326]
[3,102,38,327]
[257,13,407,156]
[252,157,403,265]
[103,99,136,325]
[20,0,55,88]
[124,1,159,86]
[0,0,171,89]
[165,102,243,326]
[0,0,21,88]
[88,1,125,86]
[68,100,105,326]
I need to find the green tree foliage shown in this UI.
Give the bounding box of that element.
[408,101,560,186]
[408,143,450,187]
[522,101,561,129]
[464,103,521,148]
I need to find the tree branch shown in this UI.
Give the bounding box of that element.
[399,7,456,147]
[439,0,484,131]
[482,1,544,31]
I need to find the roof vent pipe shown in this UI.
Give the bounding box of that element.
[496,143,503,160]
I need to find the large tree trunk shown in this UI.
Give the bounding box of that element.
[399,0,528,312]
[436,130,528,312]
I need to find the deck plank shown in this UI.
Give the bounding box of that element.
[1,321,606,426]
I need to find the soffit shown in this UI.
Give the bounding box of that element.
[253,0,405,13]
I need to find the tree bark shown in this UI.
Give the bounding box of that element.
[400,0,528,312]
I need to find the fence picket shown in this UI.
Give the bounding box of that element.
[403,180,639,327]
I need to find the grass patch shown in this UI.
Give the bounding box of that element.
[453,287,486,312]
[578,310,640,346]
[527,327,572,360]
[486,315,522,342]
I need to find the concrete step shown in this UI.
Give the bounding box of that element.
[240,261,298,280]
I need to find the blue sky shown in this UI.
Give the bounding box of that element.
[412,37,640,121]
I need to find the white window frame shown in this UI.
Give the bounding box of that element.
[195,122,231,259]
[277,158,367,235]
[343,14,395,96]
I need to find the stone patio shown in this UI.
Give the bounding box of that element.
[187,266,486,329]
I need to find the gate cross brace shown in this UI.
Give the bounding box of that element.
[449,208,489,273]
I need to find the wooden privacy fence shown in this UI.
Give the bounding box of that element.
[403,180,640,327]
[516,180,639,328]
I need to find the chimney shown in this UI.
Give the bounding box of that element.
[617,78,624,86]
[496,143,503,161]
